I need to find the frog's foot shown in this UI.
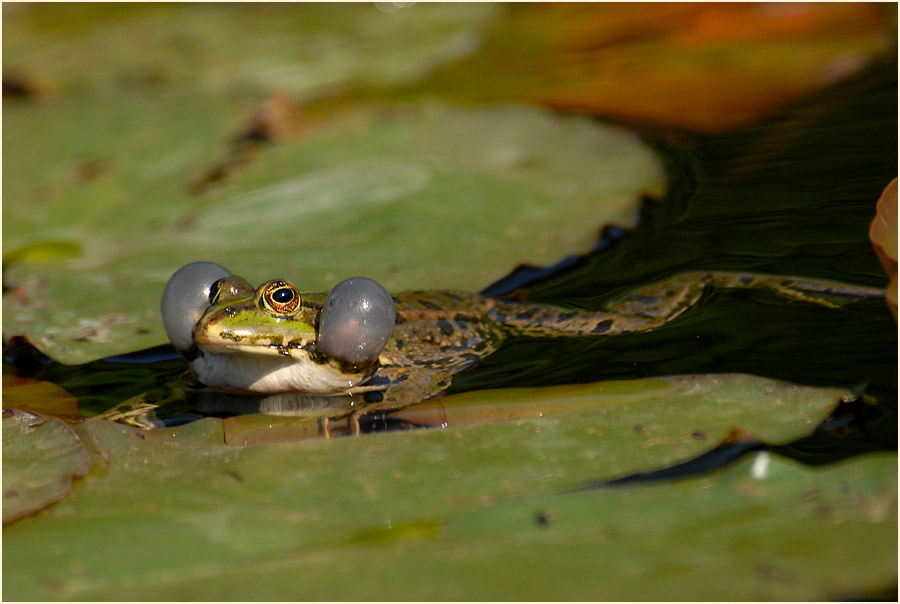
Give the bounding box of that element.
[605,270,884,319]
[94,395,165,429]
[722,273,885,309]
[355,366,452,417]
[348,410,362,436]
[317,410,363,437]
[639,271,884,310]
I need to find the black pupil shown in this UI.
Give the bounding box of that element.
[273,288,294,304]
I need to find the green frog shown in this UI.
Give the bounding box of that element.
[156,262,882,433]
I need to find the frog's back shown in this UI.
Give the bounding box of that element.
[380,291,503,372]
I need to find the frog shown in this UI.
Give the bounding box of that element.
[154,261,883,434]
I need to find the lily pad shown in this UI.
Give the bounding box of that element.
[2,373,870,600]
[2,3,499,97]
[2,409,92,525]
[4,98,664,364]
[435,452,897,601]
[205,373,847,448]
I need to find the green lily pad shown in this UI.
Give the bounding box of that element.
[395,373,846,442]
[2,409,92,525]
[434,452,897,601]
[3,373,872,600]
[2,3,499,97]
[221,373,848,450]
[4,97,664,364]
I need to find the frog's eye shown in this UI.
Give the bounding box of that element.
[161,262,232,355]
[261,280,301,316]
[318,277,396,368]
[209,275,254,306]
[208,278,227,305]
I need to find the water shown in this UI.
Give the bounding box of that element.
[471,59,898,466]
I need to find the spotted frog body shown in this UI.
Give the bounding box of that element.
[161,262,883,427]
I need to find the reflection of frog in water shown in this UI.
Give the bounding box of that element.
[153,262,882,433]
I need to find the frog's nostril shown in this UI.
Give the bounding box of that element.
[318,277,396,367]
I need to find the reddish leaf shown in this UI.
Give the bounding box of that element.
[422,3,893,134]
[2,375,85,422]
[869,178,897,320]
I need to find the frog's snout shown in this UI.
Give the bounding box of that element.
[317,277,396,368]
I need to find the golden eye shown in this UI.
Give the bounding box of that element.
[261,280,301,315]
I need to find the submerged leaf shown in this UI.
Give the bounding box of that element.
[1,375,85,422]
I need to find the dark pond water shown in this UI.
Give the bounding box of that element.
[477,58,898,467]
[4,57,897,471]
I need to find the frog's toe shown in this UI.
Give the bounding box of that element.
[161,262,232,355]
[318,277,396,368]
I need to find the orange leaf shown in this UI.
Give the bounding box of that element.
[869,178,897,320]
[424,3,893,134]
[2,375,85,422]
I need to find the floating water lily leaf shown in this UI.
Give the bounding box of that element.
[3,373,873,600]
[2,409,92,525]
[4,97,663,364]
[417,3,893,134]
[2,240,83,266]
[437,452,897,601]
[395,372,848,443]
[2,3,499,97]
[869,177,897,319]
[215,374,846,447]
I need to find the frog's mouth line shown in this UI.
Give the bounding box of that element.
[196,337,316,359]
[194,320,318,357]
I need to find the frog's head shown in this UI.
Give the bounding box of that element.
[161,262,396,394]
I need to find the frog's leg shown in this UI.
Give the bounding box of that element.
[491,271,884,337]
[489,273,709,337]
[610,271,884,312]
[354,366,452,417]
